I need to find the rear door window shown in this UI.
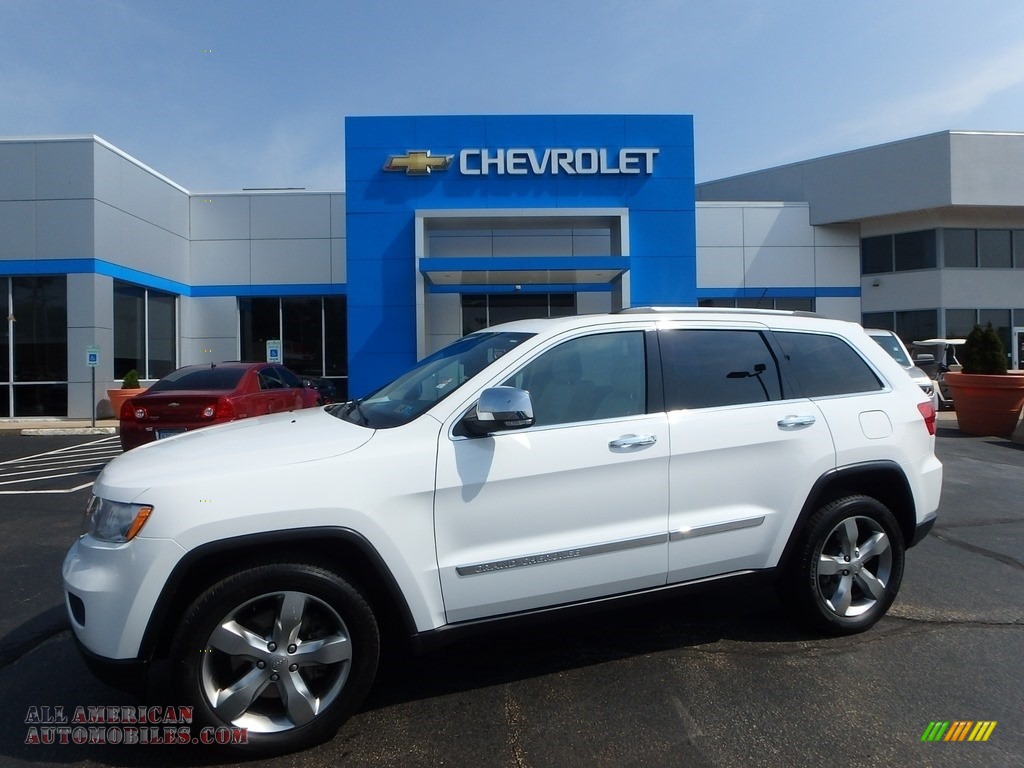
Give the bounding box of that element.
[659,329,783,410]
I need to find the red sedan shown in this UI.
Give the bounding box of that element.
[119,362,322,451]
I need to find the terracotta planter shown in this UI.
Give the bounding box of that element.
[107,388,145,419]
[944,372,1024,437]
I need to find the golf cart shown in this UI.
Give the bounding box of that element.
[911,338,965,409]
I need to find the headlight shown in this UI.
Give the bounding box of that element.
[83,496,153,543]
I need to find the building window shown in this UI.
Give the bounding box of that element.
[944,309,978,339]
[894,310,937,346]
[239,296,347,397]
[946,308,1013,358]
[0,276,68,417]
[699,298,815,311]
[113,281,178,380]
[861,236,893,274]
[978,230,1012,268]
[862,312,895,331]
[1012,231,1024,268]
[894,230,936,271]
[943,229,976,267]
[461,293,576,336]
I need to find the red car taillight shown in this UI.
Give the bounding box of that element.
[208,397,236,421]
[119,399,137,421]
[917,401,936,436]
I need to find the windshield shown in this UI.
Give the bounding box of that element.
[868,333,912,367]
[331,332,534,428]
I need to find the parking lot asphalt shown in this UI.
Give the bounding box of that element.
[0,422,1020,767]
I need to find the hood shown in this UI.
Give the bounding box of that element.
[96,407,373,499]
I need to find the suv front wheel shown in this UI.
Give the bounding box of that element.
[170,562,379,755]
[787,495,905,635]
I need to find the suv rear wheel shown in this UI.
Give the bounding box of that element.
[170,562,379,755]
[787,495,905,635]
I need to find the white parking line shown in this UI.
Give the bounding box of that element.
[0,436,122,494]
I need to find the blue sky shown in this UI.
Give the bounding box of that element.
[3,0,1024,191]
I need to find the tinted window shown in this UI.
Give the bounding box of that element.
[978,230,1012,268]
[259,368,286,390]
[775,333,883,397]
[148,367,246,392]
[894,230,936,271]
[861,236,892,274]
[503,332,646,426]
[276,366,303,388]
[660,329,782,410]
[944,229,976,267]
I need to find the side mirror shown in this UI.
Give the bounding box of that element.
[461,386,535,436]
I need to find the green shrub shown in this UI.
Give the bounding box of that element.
[121,369,141,389]
[961,323,1007,375]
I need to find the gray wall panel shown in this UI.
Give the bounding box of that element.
[696,205,744,247]
[179,296,238,365]
[951,133,1024,206]
[0,201,35,259]
[190,240,251,285]
[742,205,814,247]
[37,199,94,258]
[743,246,814,287]
[251,194,331,239]
[331,238,346,284]
[251,239,331,284]
[330,194,346,237]
[0,143,35,200]
[696,246,744,287]
[190,195,250,240]
[814,246,861,286]
[35,140,94,200]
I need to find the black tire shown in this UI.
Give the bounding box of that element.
[169,562,379,756]
[784,495,905,635]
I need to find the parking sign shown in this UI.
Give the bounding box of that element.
[266,340,282,363]
[86,345,100,368]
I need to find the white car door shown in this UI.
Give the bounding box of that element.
[434,330,670,623]
[658,327,836,583]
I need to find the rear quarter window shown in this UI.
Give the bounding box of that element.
[775,331,884,397]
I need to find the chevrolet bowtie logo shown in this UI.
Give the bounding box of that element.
[383,150,453,175]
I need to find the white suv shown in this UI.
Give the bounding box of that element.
[63,309,943,755]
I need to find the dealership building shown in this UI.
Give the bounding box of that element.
[1,115,1023,419]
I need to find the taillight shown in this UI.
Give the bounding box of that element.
[119,399,135,421]
[917,401,936,435]
[134,408,147,420]
[214,398,235,420]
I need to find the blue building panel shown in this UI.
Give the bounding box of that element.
[345,115,697,396]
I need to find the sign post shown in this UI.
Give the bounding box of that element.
[266,340,282,364]
[86,345,100,428]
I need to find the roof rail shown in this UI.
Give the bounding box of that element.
[616,306,818,317]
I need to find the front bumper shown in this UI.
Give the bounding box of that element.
[62,534,187,661]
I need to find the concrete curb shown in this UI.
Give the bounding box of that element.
[19,427,118,436]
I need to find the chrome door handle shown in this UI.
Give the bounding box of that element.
[609,434,657,449]
[777,415,816,430]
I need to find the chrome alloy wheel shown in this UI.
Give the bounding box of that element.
[813,515,893,618]
[199,590,353,734]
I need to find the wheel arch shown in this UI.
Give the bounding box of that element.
[778,461,918,572]
[138,527,418,662]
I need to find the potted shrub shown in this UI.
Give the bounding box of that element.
[944,324,1024,437]
[107,369,145,418]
